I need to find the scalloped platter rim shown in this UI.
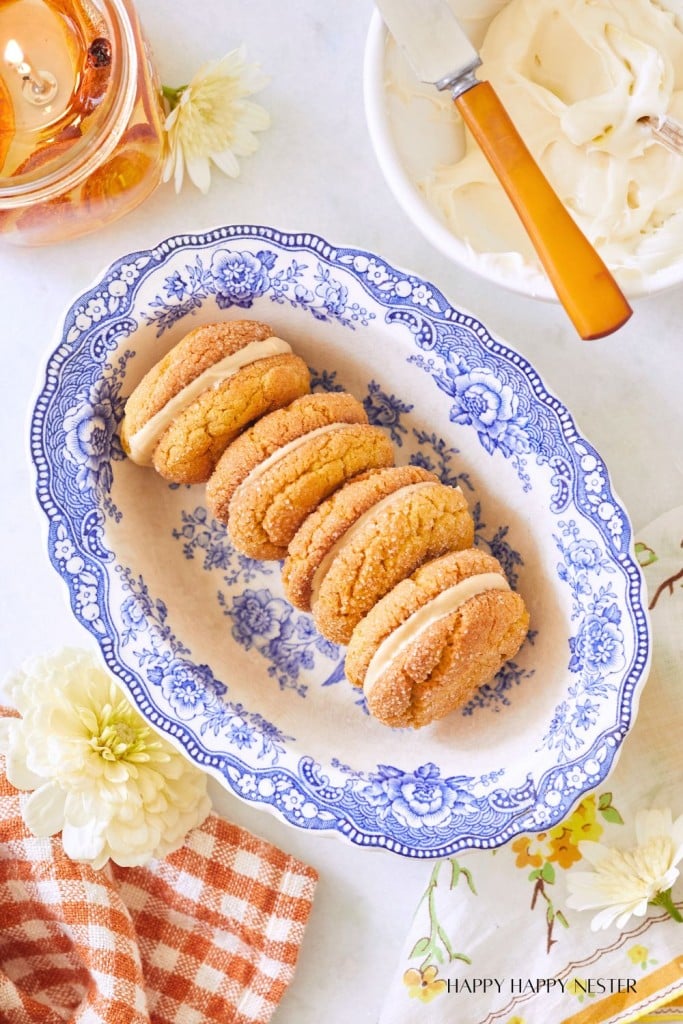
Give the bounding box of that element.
[30,224,651,858]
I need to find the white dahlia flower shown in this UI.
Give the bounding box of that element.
[162,46,270,193]
[0,648,211,869]
[566,808,683,930]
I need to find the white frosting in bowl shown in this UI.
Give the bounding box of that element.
[366,0,683,298]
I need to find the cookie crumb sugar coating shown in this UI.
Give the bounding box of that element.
[346,548,529,729]
[120,320,311,483]
[207,391,395,560]
[283,464,440,610]
[227,422,395,560]
[309,479,475,645]
[122,320,275,441]
[206,391,370,522]
[150,353,310,483]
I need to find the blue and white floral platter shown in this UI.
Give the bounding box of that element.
[31,225,651,858]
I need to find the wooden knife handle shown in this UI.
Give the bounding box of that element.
[455,80,632,340]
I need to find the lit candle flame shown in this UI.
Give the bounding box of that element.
[3,37,58,106]
[4,39,25,68]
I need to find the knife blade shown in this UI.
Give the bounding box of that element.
[376,0,633,340]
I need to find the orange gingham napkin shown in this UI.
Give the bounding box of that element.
[0,723,317,1024]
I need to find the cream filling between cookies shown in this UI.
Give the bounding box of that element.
[309,481,443,606]
[363,572,510,699]
[127,336,292,465]
[233,422,358,496]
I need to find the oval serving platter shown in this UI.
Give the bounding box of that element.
[30,225,651,858]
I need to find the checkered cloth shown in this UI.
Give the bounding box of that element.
[0,722,317,1024]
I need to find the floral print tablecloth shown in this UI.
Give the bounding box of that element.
[379,506,683,1024]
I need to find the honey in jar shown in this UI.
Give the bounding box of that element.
[0,0,165,244]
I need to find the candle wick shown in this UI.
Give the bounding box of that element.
[21,69,59,106]
[23,66,48,93]
[4,39,59,107]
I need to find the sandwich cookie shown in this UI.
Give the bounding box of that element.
[283,465,475,645]
[345,547,530,729]
[206,392,395,560]
[120,319,310,484]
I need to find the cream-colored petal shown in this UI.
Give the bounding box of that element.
[186,154,212,193]
[589,906,620,930]
[658,866,680,892]
[576,840,613,867]
[589,900,637,930]
[61,818,107,863]
[23,781,67,836]
[669,813,683,864]
[87,848,111,871]
[108,821,154,854]
[211,148,241,178]
[614,898,649,928]
[211,47,246,80]
[3,669,30,713]
[0,717,14,753]
[102,760,132,785]
[5,733,47,792]
[136,767,165,802]
[172,145,185,193]
[163,103,181,133]
[63,790,94,827]
[238,100,270,131]
[108,846,154,868]
[229,123,261,156]
[566,872,610,909]
[635,808,673,846]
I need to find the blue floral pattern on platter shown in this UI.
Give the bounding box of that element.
[31,225,651,858]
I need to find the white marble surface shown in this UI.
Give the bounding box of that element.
[0,3,682,1022]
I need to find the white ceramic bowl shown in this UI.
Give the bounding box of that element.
[363,2,683,301]
[31,225,651,858]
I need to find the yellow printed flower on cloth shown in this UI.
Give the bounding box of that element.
[513,796,604,870]
[403,966,447,1003]
[627,944,651,968]
[547,796,604,868]
[566,808,683,930]
[162,46,270,193]
[0,648,211,869]
[562,796,604,845]
[512,832,547,868]
[547,829,584,869]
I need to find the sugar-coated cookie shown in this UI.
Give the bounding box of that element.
[206,392,395,560]
[345,548,529,729]
[283,466,474,644]
[120,320,310,484]
[283,465,435,609]
[120,314,529,732]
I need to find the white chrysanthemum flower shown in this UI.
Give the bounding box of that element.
[566,808,683,930]
[162,45,270,194]
[0,648,211,869]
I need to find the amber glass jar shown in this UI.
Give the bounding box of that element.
[0,0,165,245]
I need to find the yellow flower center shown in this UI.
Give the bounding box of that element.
[80,698,153,763]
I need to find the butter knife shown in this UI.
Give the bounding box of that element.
[376,0,633,340]
[641,115,683,157]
